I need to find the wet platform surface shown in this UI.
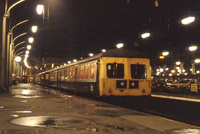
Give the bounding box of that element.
[0,83,199,134]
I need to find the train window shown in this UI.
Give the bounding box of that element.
[45,73,49,80]
[85,64,89,79]
[55,71,57,80]
[72,67,75,79]
[107,63,124,78]
[80,65,84,79]
[90,63,96,79]
[65,68,69,80]
[77,66,80,79]
[131,64,147,79]
[50,72,54,81]
[61,70,65,80]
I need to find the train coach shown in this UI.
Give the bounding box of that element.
[34,49,151,97]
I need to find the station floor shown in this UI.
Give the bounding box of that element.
[0,83,199,134]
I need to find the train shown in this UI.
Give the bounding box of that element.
[34,49,151,97]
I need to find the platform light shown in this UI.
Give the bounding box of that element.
[28,37,34,43]
[73,59,77,62]
[162,51,169,56]
[159,56,164,59]
[184,73,188,75]
[171,70,175,73]
[89,53,93,57]
[102,49,106,52]
[31,25,38,33]
[169,73,173,76]
[36,4,44,15]
[27,45,32,50]
[195,58,200,63]
[25,51,29,55]
[64,63,67,66]
[25,54,29,58]
[176,61,181,65]
[141,33,150,39]
[181,16,195,25]
[15,56,21,62]
[189,45,198,52]
[116,43,124,48]
[165,68,169,71]
[160,68,164,72]
[68,61,71,64]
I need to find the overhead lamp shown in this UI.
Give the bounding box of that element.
[73,59,77,62]
[15,56,21,62]
[68,61,71,64]
[101,49,106,52]
[27,45,32,50]
[25,54,29,58]
[189,45,197,52]
[28,37,34,43]
[26,51,29,55]
[181,16,195,25]
[36,4,44,15]
[176,61,181,65]
[116,43,124,49]
[162,51,169,56]
[89,53,94,57]
[195,58,200,63]
[141,33,150,39]
[31,25,38,33]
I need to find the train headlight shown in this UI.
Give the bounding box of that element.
[129,81,139,89]
[116,80,127,88]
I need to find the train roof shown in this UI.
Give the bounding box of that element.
[36,49,148,75]
[99,49,148,58]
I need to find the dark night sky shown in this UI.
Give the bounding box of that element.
[1,0,200,65]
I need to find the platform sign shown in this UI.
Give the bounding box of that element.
[190,83,198,93]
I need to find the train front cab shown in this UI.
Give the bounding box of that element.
[99,57,151,96]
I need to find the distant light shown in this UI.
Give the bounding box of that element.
[51,63,54,68]
[182,69,185,72]
[159,56,164,59]
[165,68,169,71]
[25,54,28,58]
[73,59,77,62]
[31,25,38,33]
[116,43,124,48]
[184,73,188,75]
[25,51,29,55]
[195,58,200,63]
[36,4,44,15]
[181,16,195,25]
[162,51,169,56]
[89,53,93,57]
[141,33,150,39]
[15,56,21,62]
[189,45,197,52]
[169,73,172,76]
[28,37,34,43]
[171,70,175,73]
[27,45,32,50]
[68,61,71,64]
[160,68,164,72]
[176,61,181,65]
[102,49,106,52]
[197,71,200,74]
[64,63,67,66]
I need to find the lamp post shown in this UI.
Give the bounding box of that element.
[1,0,26,90]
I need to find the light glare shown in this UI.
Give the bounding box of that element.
[116,43,124,48]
